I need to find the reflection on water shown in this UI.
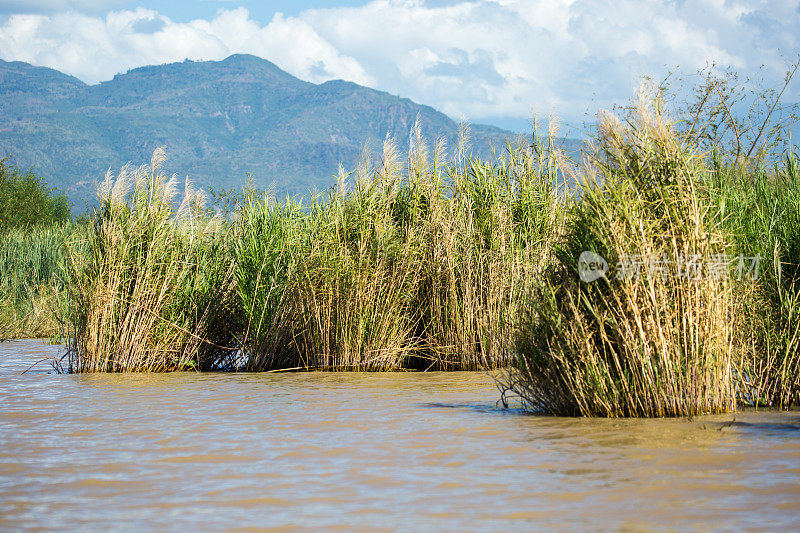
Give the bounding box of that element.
[1,339,799,530]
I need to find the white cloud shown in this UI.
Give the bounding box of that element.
[0,7,373,86]
[0,0,797,128]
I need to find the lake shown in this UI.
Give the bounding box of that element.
[1,339,799,530]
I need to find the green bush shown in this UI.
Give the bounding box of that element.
[0,158,70,231]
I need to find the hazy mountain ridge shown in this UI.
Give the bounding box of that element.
[0,54,533,209]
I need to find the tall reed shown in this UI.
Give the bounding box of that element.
[235,126,563,370]
[709,148,800,408]
[506,92,738,416]
[413,134,563,369]
[66,149,239,372]
[235,197,304,370]
[290,172,424,370]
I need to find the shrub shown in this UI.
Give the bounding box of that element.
[0,157,70,231]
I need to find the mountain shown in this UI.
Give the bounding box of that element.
[0,54,528,210]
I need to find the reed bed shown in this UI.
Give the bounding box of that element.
[234,198,305,370]
[3,91,798,418]
[709,150,800,408]
[411,136,563,369]
[235,127,563,370]
[64,136,563,373]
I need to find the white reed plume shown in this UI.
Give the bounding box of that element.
[150,146,167,173]
[133,163,148,192]
[597,109,626,162]
[380,135,401,192]
[110,163,133,207]
[455,120,471,163]
[355,144,373,192]
[203,210,223,235]
[97,168,114,202]
[163,175,180,205]
[176,177,195,219]
[433,136,448,188]
[336,164,349,197]
[408,117,429,176]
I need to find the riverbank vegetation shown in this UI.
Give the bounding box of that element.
[0,224,75,339]
[504,71,800,415]
[234,130,560,371]
[62,128,561,371]
[2,73,798,416]
[509,99,738,417]
[0,158,76,340]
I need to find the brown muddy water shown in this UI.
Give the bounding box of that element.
[1,340,799,531]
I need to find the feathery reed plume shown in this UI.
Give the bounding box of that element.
[380,135,401,194]
[336,164,349,198]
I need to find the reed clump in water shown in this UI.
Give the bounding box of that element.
[506,91,738,417]
[66,148,239,372]
[410,129,564,369]
[235,143,424,371]
[59,134,561,372]
[236,125,564,370]
[290,164,424,371]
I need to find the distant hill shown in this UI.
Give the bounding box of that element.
[0,54,551,210]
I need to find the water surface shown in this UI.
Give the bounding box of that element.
[1,340,799,530]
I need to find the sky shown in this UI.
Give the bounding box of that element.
[0,0,798,133]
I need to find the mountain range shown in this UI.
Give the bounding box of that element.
[0,54,538,210]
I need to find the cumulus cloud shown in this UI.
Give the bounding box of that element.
[0,0,797,128]
[0,7,374,87]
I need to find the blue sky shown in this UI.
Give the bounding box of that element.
[0,0,798,134]
[0,1,367,21]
